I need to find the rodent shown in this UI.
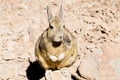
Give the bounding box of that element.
[35,5,77,70]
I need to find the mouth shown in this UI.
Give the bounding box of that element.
[52,41,62,47]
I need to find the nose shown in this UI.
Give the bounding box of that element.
[59,36,62,39]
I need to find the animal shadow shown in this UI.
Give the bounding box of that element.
[26,61,45,80]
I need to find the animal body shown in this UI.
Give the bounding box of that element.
[35,5,77,70]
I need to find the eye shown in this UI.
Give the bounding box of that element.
[63,25,65,28]
[50,25,53,29]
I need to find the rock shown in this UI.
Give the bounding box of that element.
[60,68,71,80]
[45,69,71,80]
[97,42,120,79]
[78,53,99,79]
[28,24,41,43]
[78,42,120,80]
[0,0,120,80]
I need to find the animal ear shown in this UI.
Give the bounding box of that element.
[47,6,53,22]
[59,4,64,19]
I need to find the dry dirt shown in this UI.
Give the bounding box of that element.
[0,0,120,80]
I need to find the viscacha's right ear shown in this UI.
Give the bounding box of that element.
[59,4,64,19]
[47,6,53,22]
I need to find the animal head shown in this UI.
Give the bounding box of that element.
[47,5,65,45]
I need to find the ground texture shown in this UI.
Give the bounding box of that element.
[0,0,120,80]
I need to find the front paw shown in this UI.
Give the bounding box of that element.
[58,53,65,61]
[49,55,58,62]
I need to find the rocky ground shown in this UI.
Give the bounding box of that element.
[0,0,120,80]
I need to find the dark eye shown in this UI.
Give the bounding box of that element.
[63,25,65,28]
[50,25,53,29]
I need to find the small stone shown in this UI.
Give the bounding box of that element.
[45,70,52,80]
[28,24,41,43]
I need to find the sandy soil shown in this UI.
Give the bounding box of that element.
[0,0,120,80]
